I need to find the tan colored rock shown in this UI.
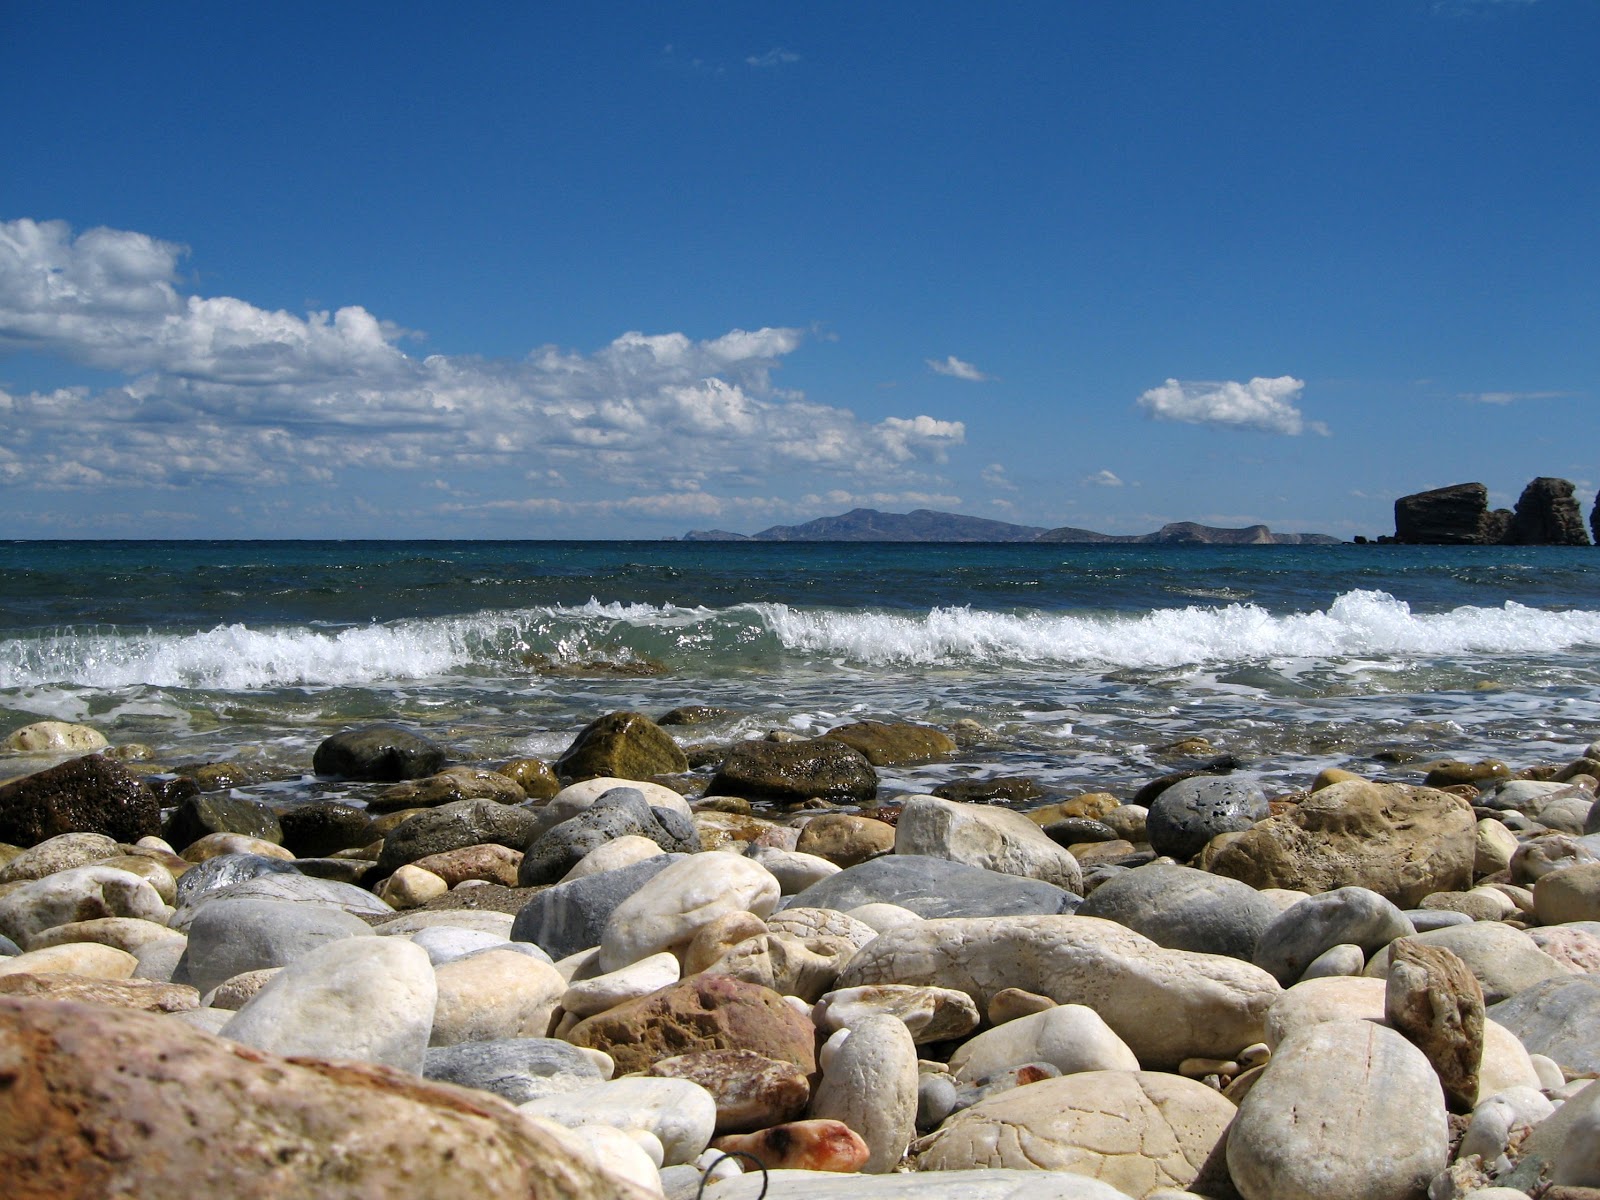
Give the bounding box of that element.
[0,996,652,1199]
[1384,938,1484,1111]
[1475,817,1519,876]
[988,986,1056,1024]
[98,854,180,903]
[948,1003,1139,1082]
[684,911,769,974]
[1534,861,1600,924]
[809,1012,918,1172]
[815,984,980,1045]
[411,843,523,887]
[3,721,108,754]
[835,915,1280,1070]
[24,916,180,955]
[598,851,780,972]
[1203,779,1475,906]
[0,832,120,882]
[767,932,853,1002]
[203,967,281,1010]
[766,906,879,949]
[795,813,896,867]
[431,948,566,1045]
[180,832,295,863]
[915,1070,1236,1197]
[894,794,1082,891]
[0,972,198,1013]
[650,1048,810,1134]
[0,943,138,979]
[559,834,665,882]
[377,864,449,908]
[1264,976,1386,1049]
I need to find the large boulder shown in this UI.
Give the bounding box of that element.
[0,754,159,848]
[916,1070,1236,1196]
[893,795,1082,891]
[277,801,375,858]
[1075,862,1280,960]
[554,711,687,782]
[510,854,683,960]
[312,724,447,782]
[1507,476,1591,545]
[1392,482,1505,545]
[784,855,1080,920]
[598,851,780,971]
[162,793,283,851]
[1202,779,1475,906]
[374,799,542,876]
[0,997,648,1199]
[1145,774,1270,861]
[1487,975,1600,1076]
[820,721,956,766]
[835,914,1281,1070]
[707,738,878,805]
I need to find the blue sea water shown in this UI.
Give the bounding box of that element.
[3,539,1600,805]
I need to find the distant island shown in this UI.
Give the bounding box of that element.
[683,508,1341,544]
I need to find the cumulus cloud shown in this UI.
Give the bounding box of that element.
[1083,469,1123,487]
[1136,376,1328,436]
[927,355,989,382]
[0,219,966,501]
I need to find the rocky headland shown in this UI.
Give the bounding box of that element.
[1389,478,1595,546]
[2,713,1599,1198]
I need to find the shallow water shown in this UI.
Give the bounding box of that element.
[4,540,1599,806]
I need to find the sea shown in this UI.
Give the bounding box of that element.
[4,539,1600,808]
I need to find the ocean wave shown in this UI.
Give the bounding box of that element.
[3,590,1599,690]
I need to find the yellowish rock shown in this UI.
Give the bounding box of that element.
[0,941,139,979]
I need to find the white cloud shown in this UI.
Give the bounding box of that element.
[981,462,1018,491]
[746,48,800,68]
[0,218,966,502]
[1083,469,1123,487]
[1458,389,1571,405]
[927,355,989,382]
[1136,376,1328,436]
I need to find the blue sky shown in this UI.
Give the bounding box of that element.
[2,0,1596,539]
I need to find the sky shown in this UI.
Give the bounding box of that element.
[2,0,1596,540]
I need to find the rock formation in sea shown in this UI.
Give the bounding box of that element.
[1392,477,1593,546]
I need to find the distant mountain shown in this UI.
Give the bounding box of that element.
[683,508,1341,544]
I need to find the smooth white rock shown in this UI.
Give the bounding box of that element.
[407,925,510,965]
[562,951,681,1017]
[521,1076,718,1166]
[598,851,780,972]
[702,1169,1133,1199]
[545,778,693,826]
[561,834,669,882]
[221,935,437,1072]
[0,865,169,945]
[948,1003,1139,1082]
[746,845,842,894]
[894,794,1082,891]
[809,1011,919,1173]
[845,903,924,933]
[1459,1087,1556,1164]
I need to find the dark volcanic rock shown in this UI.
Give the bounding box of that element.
[279,800,376,858]
[707,738,878,805]
[1507,476,1591,546]
[374,799,542,876]
[820,720,956,767]
[1145,775,1270,861]
[313,724,447,782]
[932,777,1046,805]
[162,793,284,851]
[1393,482,1507,545]
[553,711,688,782]
[0,754,160,848]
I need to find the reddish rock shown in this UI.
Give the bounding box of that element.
[649,1048,810,1133]
[564,973,818,1076]
[0,997,646,1200]
[411,843,524,887]
[712,1119,870,1172]
[0,973,199,1013]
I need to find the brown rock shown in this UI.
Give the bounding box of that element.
[563,974,818,1076]
[1507,477,1591,546]
[931,777,1045,805]
[820,721,956,767]
[0,997,650,1200]
[706,738,878,806]
[497,757,561,799]
[554,711,688,782]
[711,1120,870,1172]
[368,767,526,814]
[794,813,896,867]
[0,973,199,1013]
[1422,759,1511,789]
[1202,779,1476,906]
[410,843,523,887]
[684,911,770,974]
[0,755,160,849]
[1384,938,1484,1112]
[649,1049,810,1133]
[1393,482,1507,545]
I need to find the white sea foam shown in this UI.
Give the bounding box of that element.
[3,590,1598,690]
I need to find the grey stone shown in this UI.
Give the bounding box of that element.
[0,934,19,956]
[517,788,699,886]
[172,852,301,909]
[1075,862,1280,959]
[162,793,283,851]
[510,853,684,960]
[278,800,375,858]
[1487,975,1600,1076]
[1404,909,1475,931]
[423,1037,610,1104]
[374,798,542,876]
[783,855,1081,920]
[170,870,390,931]
[1253,886,1415,985]
[312,723,447,781]
[174,897,374,993]
[1364,921,1572,1005]
[1144,774,1269,861]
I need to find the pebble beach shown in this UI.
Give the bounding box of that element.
[2,705,1599,1200]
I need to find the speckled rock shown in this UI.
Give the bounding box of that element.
[423,1037,611,1104]
[313,723,447,782]
[0,832,120,883]
[0,971,198,1012]
[1146,774,1270,861]
[0,753,160,848]
[3,720,109,754]
[1384,937,1484,1111]
[649,1049,811,1134]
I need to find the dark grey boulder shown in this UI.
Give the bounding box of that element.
[1076,862,1281,960]
[1145,774,1269,861]
[1252,886,1415,985]
[516,787,698,886]
[278,800,375,858]
[174,897,374,993]
[423,1037,609,1104]
[782,854,1080,919]
[162,793,283,852]
[312,723,447,782]
[374,798,542,876]
[173,852,301,910]
[1506,476,1590,546]
[1487,974,1600,1076]
[0,933,19,956]
[706,737,878,805]
[510,853,683,960]
[1393,482,1507,545]
[0,753,160,848]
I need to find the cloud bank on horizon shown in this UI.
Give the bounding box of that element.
[0,218,967,520]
